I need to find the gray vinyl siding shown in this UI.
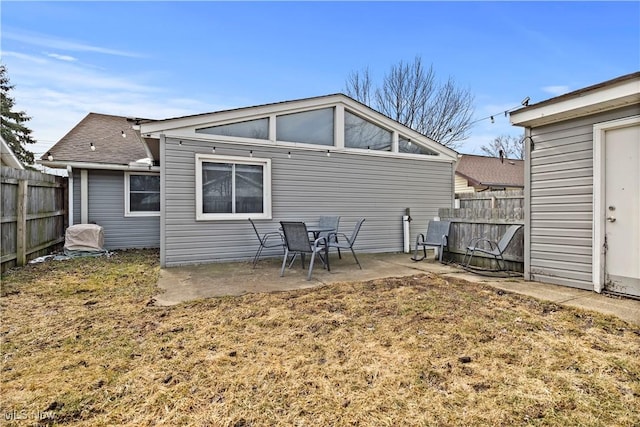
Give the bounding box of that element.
[162,138,454,267]
[72,169,81,225]
[80,170,160,249]
[528,105,639,289]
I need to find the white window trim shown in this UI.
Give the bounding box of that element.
[124,171,160,217]
[195,153,272,221]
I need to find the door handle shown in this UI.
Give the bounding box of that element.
[607,216,616,223]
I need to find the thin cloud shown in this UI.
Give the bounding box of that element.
[1,51,48,64]
[47,52,77,62]
[4,29,145,58]
[542,85,570,96]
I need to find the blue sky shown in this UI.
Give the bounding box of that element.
[2,1,639,158]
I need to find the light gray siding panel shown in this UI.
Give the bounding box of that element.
[530,194,592,206]
[531,211,592,222]
[162,139,454,266]
[531,158,592,174]
[528,104,640,290]
[531,176,592,189]
[530,235,591,247]
[531,243,592,255]
[531,185,592,197]
[86,170,160,249]
[73,170,81,224]
[532,227,591,239]
[531,250,591,264]
[530,203,592,213]
[533,167,593,182]
[529,274,593,290]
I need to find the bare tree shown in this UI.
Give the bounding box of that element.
[345,57,474,149]
[480,134,525,160]
[345,67,373,107]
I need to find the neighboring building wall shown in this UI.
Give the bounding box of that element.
[73,169,160,249]
[454,175,475,193]
[528,105,639,289]
[162,138,454,267]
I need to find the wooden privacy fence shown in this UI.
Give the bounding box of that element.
[1,167,68,272]
[439,190,525,271]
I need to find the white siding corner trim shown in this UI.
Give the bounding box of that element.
[592,115,640,292]
[195,153,272,221]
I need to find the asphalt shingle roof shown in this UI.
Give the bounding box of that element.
[42,113,149,165]
[456,154,524,188]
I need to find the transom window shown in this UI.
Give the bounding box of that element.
[344,111,392,151]
[196,118,269,140]
[191,106,441,157]
[124,172,160,217]
[196,154,272,220]
[399,136,438,155]
[276,108,334,145]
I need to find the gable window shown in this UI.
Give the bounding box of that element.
[196,154,271,220]
[399,136,439,155]
[344,111,392,151]
[124,172,160,217]
[196,118,269,140]
[276,108,334,145]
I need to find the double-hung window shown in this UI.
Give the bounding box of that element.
[124,172,160,216]
[196,154,272,220]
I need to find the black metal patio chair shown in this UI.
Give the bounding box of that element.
[248,218,285,268]
[327,218,365,269]
[411,220,451,263]
[463,224,523,271]
[318,215,341,258]
[280,221,328,281]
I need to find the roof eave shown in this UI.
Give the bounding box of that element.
[38,160,160,172]
[510,74,640,128]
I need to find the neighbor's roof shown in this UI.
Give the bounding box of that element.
[510,71,640,127]
[1,135,25,169]
[455,154,524,188]
[41,113,150,165]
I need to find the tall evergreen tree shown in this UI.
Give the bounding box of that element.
[1,65,36,165]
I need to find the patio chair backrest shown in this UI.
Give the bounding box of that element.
[496,224,523,253]
[347,218,366,243]
[248,218,262,240]
[318,216,340,241]
[425,221,451,245]
[280,221,312,253]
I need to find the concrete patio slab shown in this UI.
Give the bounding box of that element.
[154,252,640,326]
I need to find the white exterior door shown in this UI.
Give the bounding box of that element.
[596,117,640,297]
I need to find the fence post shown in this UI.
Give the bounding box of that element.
[16,179,28,266]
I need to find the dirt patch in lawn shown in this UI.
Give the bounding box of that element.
[1,249,639,426]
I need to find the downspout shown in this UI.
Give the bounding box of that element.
[524,128,532,281]
[67,165,74,226]
[159,134,166,268]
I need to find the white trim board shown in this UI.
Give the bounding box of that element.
[511,77,640,127]
[592,115,640,292]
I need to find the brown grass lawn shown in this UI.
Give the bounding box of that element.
[1,249,639,426]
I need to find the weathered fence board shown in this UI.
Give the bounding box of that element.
[1,166,68,272]
[439,190,525,271]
